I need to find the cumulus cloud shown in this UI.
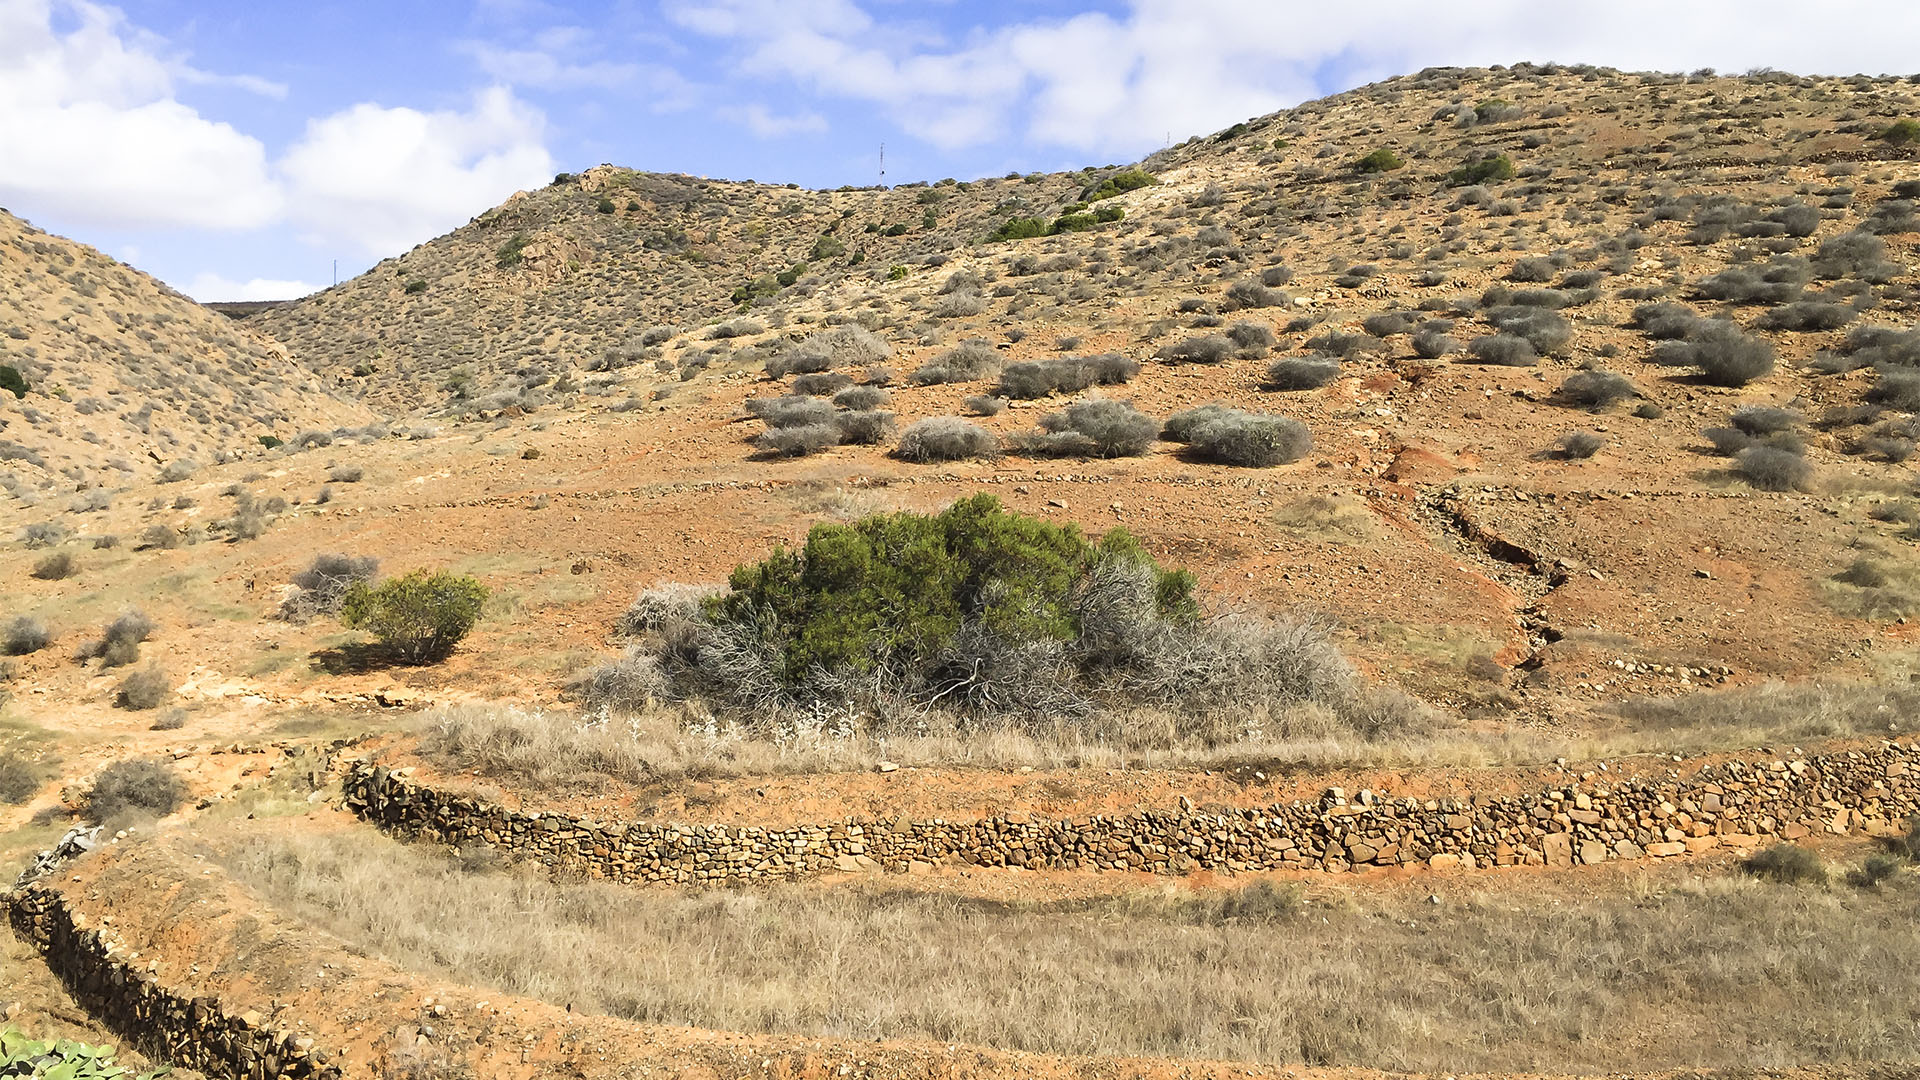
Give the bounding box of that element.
[0,0,283,229]
[0,0,558,267]
[278,86,556,257]
[667,0,1920,156]
[181,272,322,303]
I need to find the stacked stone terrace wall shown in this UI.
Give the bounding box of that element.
[341,742,1919,884]
[7,883,341,1080]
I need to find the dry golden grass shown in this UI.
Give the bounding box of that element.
[417,679,1920,793]
[215,826,1920,1073]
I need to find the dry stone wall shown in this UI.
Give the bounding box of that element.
[7,882,342,1080]
[342,741,1920,884]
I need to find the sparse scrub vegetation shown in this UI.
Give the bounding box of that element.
[1265,356,1342,390]
[1163,406,1312,467]
[896,418,999,462]
[115,665,170,710]
[1018,399,1158,458]
[83,759,185,823]
[1555,370,1635,409]
[5,616,50,655]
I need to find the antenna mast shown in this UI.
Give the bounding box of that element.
[879,142,885,187]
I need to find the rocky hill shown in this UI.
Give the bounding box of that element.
[5,60,1920,729]
[0,211,370,502]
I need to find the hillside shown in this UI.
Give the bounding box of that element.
[0,211,370,501]
[6,62,1920,1080]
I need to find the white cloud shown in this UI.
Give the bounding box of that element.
[723,102,828,137]
[0,0,283,229]
[278,86,556,257]
[668,0,1920,156]
[181,272,321,303]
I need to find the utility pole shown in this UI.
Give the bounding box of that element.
[331,259,337,288]
[878,142,885,187]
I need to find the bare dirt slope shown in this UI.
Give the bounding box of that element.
[0,211,371,495]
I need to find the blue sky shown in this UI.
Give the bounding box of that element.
[4,0,1918,301]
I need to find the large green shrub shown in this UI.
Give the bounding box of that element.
[1355,148,1405,173]
[711,495,1194,685]
[0,365,26,399]
[342,569,489,663]
[1447,153,1515,186]
[989,217,1050,242]
[1085,169,1156,201]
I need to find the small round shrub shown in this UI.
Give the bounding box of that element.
[747,395,836,429]
[1225,280,1284,309]
[1485,307,1571,352]
[833,411,896,445]
[116,666,170,710]
[896,418,999,462]
[30,552,74,580]
[1735,446,1811,491]
[793,372,854,396]
[963,394,1006,416]
[911,340,1002,385]
[83,759,186,823]
[341,570,489,664]
[755,423,841,457]
[1757,301,1855,332]
[1741,844,1826,885]
[0,754,41,804]
[1164,407,1311,466]
[832,386,891,411]
[1361,312,1416,337]
[1555,370,1635,410]
[1467,334,1537,366]
[1227,320,1277,351]
[1411,330,1460,358]
[1155,335,1233,365]
[1034,399,1157,458]
[1265,357,1342,390]
[5,616,50,656]
[1508,257,1557,283]
[1557,431,1604,459]
[1729,406,1800,436]
[327,465,365,483]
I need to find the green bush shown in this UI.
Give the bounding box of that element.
[1877,119,1920,145]
[495,232,529,268]
[1447,154,1515,186]
[596,197,616,213]
[990,217,1050,242]
[811,233,847,260]
[342,569,489,664]
[403,279,428,294]
[0,364,26,399]
[1086,169,1156,201]
[1051,212,1099,233]
[1355,148,1405,173]
[709,495,1193,687]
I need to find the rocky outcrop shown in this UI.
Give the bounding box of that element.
[342,741,1919,885]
